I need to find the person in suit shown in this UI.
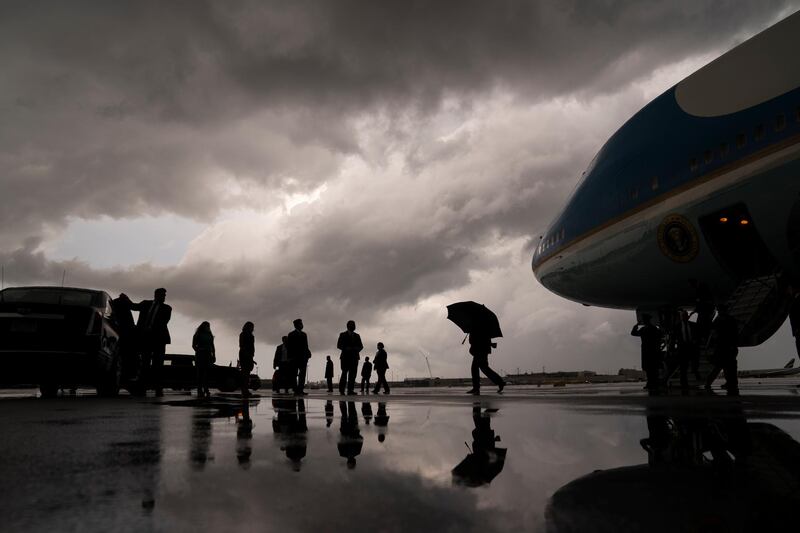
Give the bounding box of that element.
[324,400,334,427]
[790,284,800,358]
[375,402,390,443]
[360,357,373,393]
[704,306,740,396]
[372,342,390,394]
[690,279,715,347]
[192,321,215,398]
[337,320,363,395]
[273,336,292,393]
[666,309,696,392]
[135,288,172,397]
[287,319,311,395]
[467,331,505,395]
[361,401,373,424]
[272,398,308,471]
[325,355,334,393]
[239,321,255,398]
[631,314,663,393]
[338,401,363,469]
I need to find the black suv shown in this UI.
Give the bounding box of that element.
[0,286,121,397]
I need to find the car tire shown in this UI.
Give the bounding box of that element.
[39,383,58,398]
[97,353,121,397]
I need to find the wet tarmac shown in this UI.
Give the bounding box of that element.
[1,380,800,532]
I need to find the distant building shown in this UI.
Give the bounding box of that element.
[403,377,441,387]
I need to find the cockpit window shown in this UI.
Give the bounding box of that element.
[0,288,95,306]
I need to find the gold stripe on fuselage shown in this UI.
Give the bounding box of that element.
[533,131,800,274]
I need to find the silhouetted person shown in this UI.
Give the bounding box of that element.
[360,357,373,393]
[190,410,212,470]
[285,399,308,470]
[640,414,672,465]
[239,321,255,398]
[325,355,334,393]
[466,331,505,395]
[452,404,507,486]
[690,279,715,346]
[192,321,215,398]
[372,342,390,394]
[641,403,752,468]
[361,401,373,424]
[273,336,292,393]
[135,288,172,397]
[790,285,800,358]
[287,319,311,395]
[337,320,363,395]
[705,306,740,395]
[236,400,253,469]
[338,401,363,468]
[375,402,389,443]
[325,400,334,427]
[631,314,663,392]
[272,398,308,471]
[666,310,695,392]
[112,293,139,383]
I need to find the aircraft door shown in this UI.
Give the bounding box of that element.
[698,203,777,280]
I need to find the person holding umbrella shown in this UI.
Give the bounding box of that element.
[467,331,505,395]
[447,301,506,395]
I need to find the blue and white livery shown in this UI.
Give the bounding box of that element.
[533,11,800,346]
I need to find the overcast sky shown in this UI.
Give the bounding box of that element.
[2,1,799,380]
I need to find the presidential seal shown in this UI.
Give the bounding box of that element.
[657,214,699,263]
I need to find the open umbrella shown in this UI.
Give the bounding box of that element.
[446,301,503,339]
[452,446,508,487]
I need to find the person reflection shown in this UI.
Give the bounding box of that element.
[338,401,363,468]
[236,400,254,469]
[189,410,213,470]
[361,402,373,425]
[545,403,800,532]
[640,405,752,468]
[272,398,308,471]
[374,402,390,443]
[325,400,334,428]
[452,403,506,487]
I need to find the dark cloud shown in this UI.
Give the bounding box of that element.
[1,1,798,374]
[2,1,794,235]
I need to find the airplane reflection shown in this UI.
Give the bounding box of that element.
[546,403,800,532]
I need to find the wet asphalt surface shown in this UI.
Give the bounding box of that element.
[1,380,800,532]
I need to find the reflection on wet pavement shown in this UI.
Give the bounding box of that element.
[1,392,800,532]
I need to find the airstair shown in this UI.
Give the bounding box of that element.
[724,273,790,346]
[669,272,790,389]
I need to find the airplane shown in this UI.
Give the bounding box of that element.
[737,358,800,378]
[532,11,800,347]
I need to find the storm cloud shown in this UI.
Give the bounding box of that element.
[1,1,798,376]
